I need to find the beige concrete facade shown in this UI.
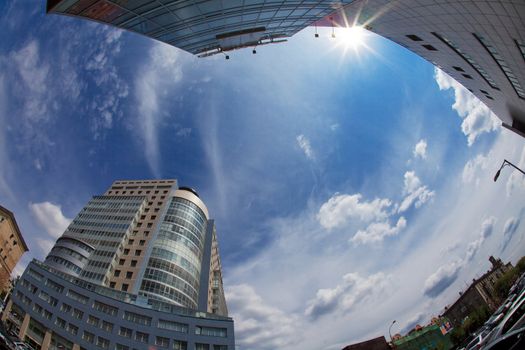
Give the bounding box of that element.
[0,206,28,295]
[103,179,177,292]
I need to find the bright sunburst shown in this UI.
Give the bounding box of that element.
[336,26,366,52]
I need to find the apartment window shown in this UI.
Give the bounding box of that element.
[101,321,113,333]
[119,259,124,265]
[119,327,132,338]
[128,239,134,245]
[135,250,142,256]
[453,66,465,72]
[406,34,422,41]
[130,260,137,267]
[110,282,116,288]
[135,331,149,343]
[87,315,100,327]
[139,240,145,246]
[147,223,153,228]
[60,303,72,313]
[124,249,130,255]
[82,331,95,343]
[486,95,494,100]
[114,270,121,277]
[155,336,169,348]
[480,89,488,94]
[195,326,227,337]
[96,336,110,349]
[55,317,66,329]
[462,74,472,79]
[173,341,187,350]
[67,323,78,335]
[123,311,152,326]
[213,346,227,350]
[72,308,84,320]
[140,216,145,220]
[126,271,133,279]
[66,290,89,304]
[115,344,129,350]
[93,301,118,316]
[121,284,129,292]
[195,344,209,350]
[157,319,188,333]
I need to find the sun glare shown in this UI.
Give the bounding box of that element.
[336,26,366,51]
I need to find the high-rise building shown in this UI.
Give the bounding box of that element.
[46,0,525,138]
[3,180,234,350]
[0,206,28,296]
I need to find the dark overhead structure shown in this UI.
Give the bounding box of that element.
[46,0,525,137]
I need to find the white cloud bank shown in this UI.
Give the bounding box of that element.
[434,68,500,146]
[317,194,391,230]
[350,217,407,245]
[30,202,72,255]
[226,284,299,350]
[398,171,435,213]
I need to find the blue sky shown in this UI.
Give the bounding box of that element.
[1,1,525,349]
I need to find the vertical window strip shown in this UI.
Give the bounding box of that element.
[515,39,525,63]
[431,32,499,90]
[473,33,524,99]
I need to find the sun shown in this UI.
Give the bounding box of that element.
[335,26,366,51]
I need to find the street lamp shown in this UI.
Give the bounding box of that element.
[389,320,396,341]
[494,159,525,182]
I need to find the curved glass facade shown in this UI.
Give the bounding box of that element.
[140,196,208,309]
[45,237,94,276]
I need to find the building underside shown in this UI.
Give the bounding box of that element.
[46,0,525,136]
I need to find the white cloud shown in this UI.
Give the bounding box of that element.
[434,68,500,146]
[317,194,391,229]
[296,134,315,160]
[29,202,71,238]
[350,217,407,245]
[413,139,427,159]
[305,272,389,320]
[398,171,435,213]
[226,284,299,350]
[135,43,183,177]
[423,260,462,298]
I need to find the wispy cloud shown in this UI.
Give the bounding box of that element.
[434,68,500,146]
[501,216,521,252]
[135,43,184,177]
[296,134,315,160]
[413,139,427,159]
[423,217,496,298]
[305,272,390,320]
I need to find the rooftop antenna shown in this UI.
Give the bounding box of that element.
[315,24,319,38]
[331,17,336,38]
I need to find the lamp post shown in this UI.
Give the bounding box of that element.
[494,159,525,182]
[389,320,396,342]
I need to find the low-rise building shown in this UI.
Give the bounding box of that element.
[342,336,391,350]
[442,256,512,327]
[0,206,28,296]
[392,324,453,350]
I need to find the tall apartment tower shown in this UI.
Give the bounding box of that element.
[0,206,28,296]
[3,180,234,350]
